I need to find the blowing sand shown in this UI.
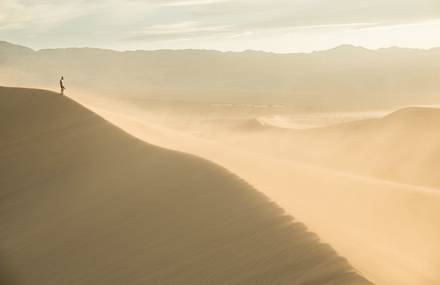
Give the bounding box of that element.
[69,93,440,285]
[0,87,370,284]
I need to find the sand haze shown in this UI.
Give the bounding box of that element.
[1,1,440,284]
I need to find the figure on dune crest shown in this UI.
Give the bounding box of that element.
[59,76,66,95]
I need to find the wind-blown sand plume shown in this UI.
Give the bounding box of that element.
[72,95,440,285]
[0,87,369,285]
[216,106,440,189]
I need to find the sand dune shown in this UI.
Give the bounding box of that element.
[192,105,440,189]
[0,87,370,284]
[72,96,440,285]
[260,106,440,189]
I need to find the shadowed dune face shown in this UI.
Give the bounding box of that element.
[0,257,21,285]
[0,87,370,285]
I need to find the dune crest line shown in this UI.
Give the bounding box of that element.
[70,93,440,285]
[0,87,370,285]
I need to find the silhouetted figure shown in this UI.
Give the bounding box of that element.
[59,76,66,95]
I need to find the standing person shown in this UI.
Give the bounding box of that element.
[59,76,66,95]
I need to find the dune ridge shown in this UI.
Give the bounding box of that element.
[72,95,440,285]
[0,87,370,285]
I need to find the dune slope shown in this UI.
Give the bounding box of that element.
[76,98,440,285]
[0,87,369,285]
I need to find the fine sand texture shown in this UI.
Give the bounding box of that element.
[72,94,440,285]
[0,87,370,285]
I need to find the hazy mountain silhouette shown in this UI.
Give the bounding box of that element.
[0,41,439,109]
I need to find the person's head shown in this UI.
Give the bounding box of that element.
[61,76,64,80]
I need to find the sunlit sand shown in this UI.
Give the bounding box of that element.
[71,92,440,285]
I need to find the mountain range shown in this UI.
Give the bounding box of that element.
[1,41,439,109]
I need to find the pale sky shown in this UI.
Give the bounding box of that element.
[1,0,440,52]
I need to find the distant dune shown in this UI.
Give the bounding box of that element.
[224,105,440,188]
[267,106,440,189]
[0,87,370,285]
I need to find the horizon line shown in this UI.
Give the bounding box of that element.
[2,40,440,55]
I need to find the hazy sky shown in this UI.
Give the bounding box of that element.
[1,0,440,52]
